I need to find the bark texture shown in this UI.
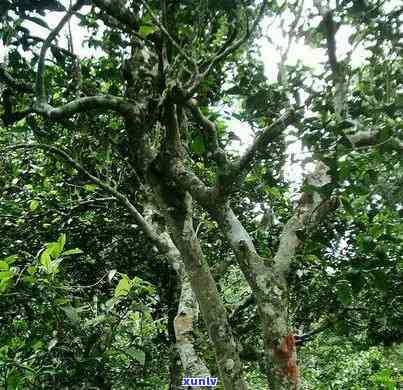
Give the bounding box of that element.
[150,181,248,390]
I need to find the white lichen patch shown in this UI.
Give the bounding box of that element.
[256,274,269,292]
[262,303,276,317]
[224,359,235,371]
[272,285,282,298]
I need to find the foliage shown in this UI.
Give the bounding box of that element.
[0,0,402,388]
[299,333,402,390]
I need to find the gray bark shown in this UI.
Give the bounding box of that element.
[150,182,248,390]
[143,202,211,382]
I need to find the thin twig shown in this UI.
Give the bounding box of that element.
[2,143,166,251]
[36,0,85,101]
[186,0,267,95]
[139,0,199,73]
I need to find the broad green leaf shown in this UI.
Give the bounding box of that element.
[83,184,98,192]
[0,261,9,271]
[3,255,18,265]
[48,258,63,274]
[40,250,51,269]
[340,196,354,216]
[131,349,146,365]
[114,275,132,297]
[57,233,66,253]
[29,199,40,211]
[47,242,62,258]
[32,340,43,351]
[0,271,13,292]
[334,119,355,132]
[336,280,353,306]
[138,25,156,38]
[61,248,83,257]
[62,305,80,324]
[305,255,320,263]
[0,271,13,280]
[84,315,106,328]
[22,275,35,285]
[27,265,36,274]
[55,298,69,305]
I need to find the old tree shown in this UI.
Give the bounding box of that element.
[0,0,402,389]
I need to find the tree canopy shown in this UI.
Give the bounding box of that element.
[0,0,402,389]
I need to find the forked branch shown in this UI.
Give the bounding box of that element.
[186,0,267,95]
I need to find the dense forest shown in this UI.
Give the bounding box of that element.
[0,0,402,389]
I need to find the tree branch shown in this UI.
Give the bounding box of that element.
[273,161,334,276]
[36,0,85,101]
[32,95,136,119]
[20,34,78,59]
[93,0,140,31]
[139,0,199,74]
[186,0,267,95]
[348,130,403,151]
[238,110,297,172]
[316,4,346,120]
[295,321,333,346]
[216,109,298,196]
[185,98,228,166]
[171,161,215,207]
[3,143,166,252]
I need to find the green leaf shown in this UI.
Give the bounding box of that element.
[138,25,156,38]
[83,184,98,192]
[131,349,146,365]
[305,255,320,263]
[46,242,62,258]
[55,298,69,305]
[57,233,66,254]
[334,119,355,132]
[32,340,43,351]
[3,255,18,265]
[340,196,354,216]
[336,280,353,305]
[191,134,205,156]
[0,261,9,271]
[40,250,51,269]
[114,275,132,297]
[61,305,80,324]
[0,271,13,281]
[48,258,63,274]
[0,271,14,292]
[61,248,83,257]
[29,199,40,211]
[84,315,107,328]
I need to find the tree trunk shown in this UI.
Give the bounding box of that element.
[211,203,299,389]
[153,183,248,389]
[259,276,299,390]
[143,201,211,383]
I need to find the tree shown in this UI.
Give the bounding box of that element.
[0,0,402,389]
